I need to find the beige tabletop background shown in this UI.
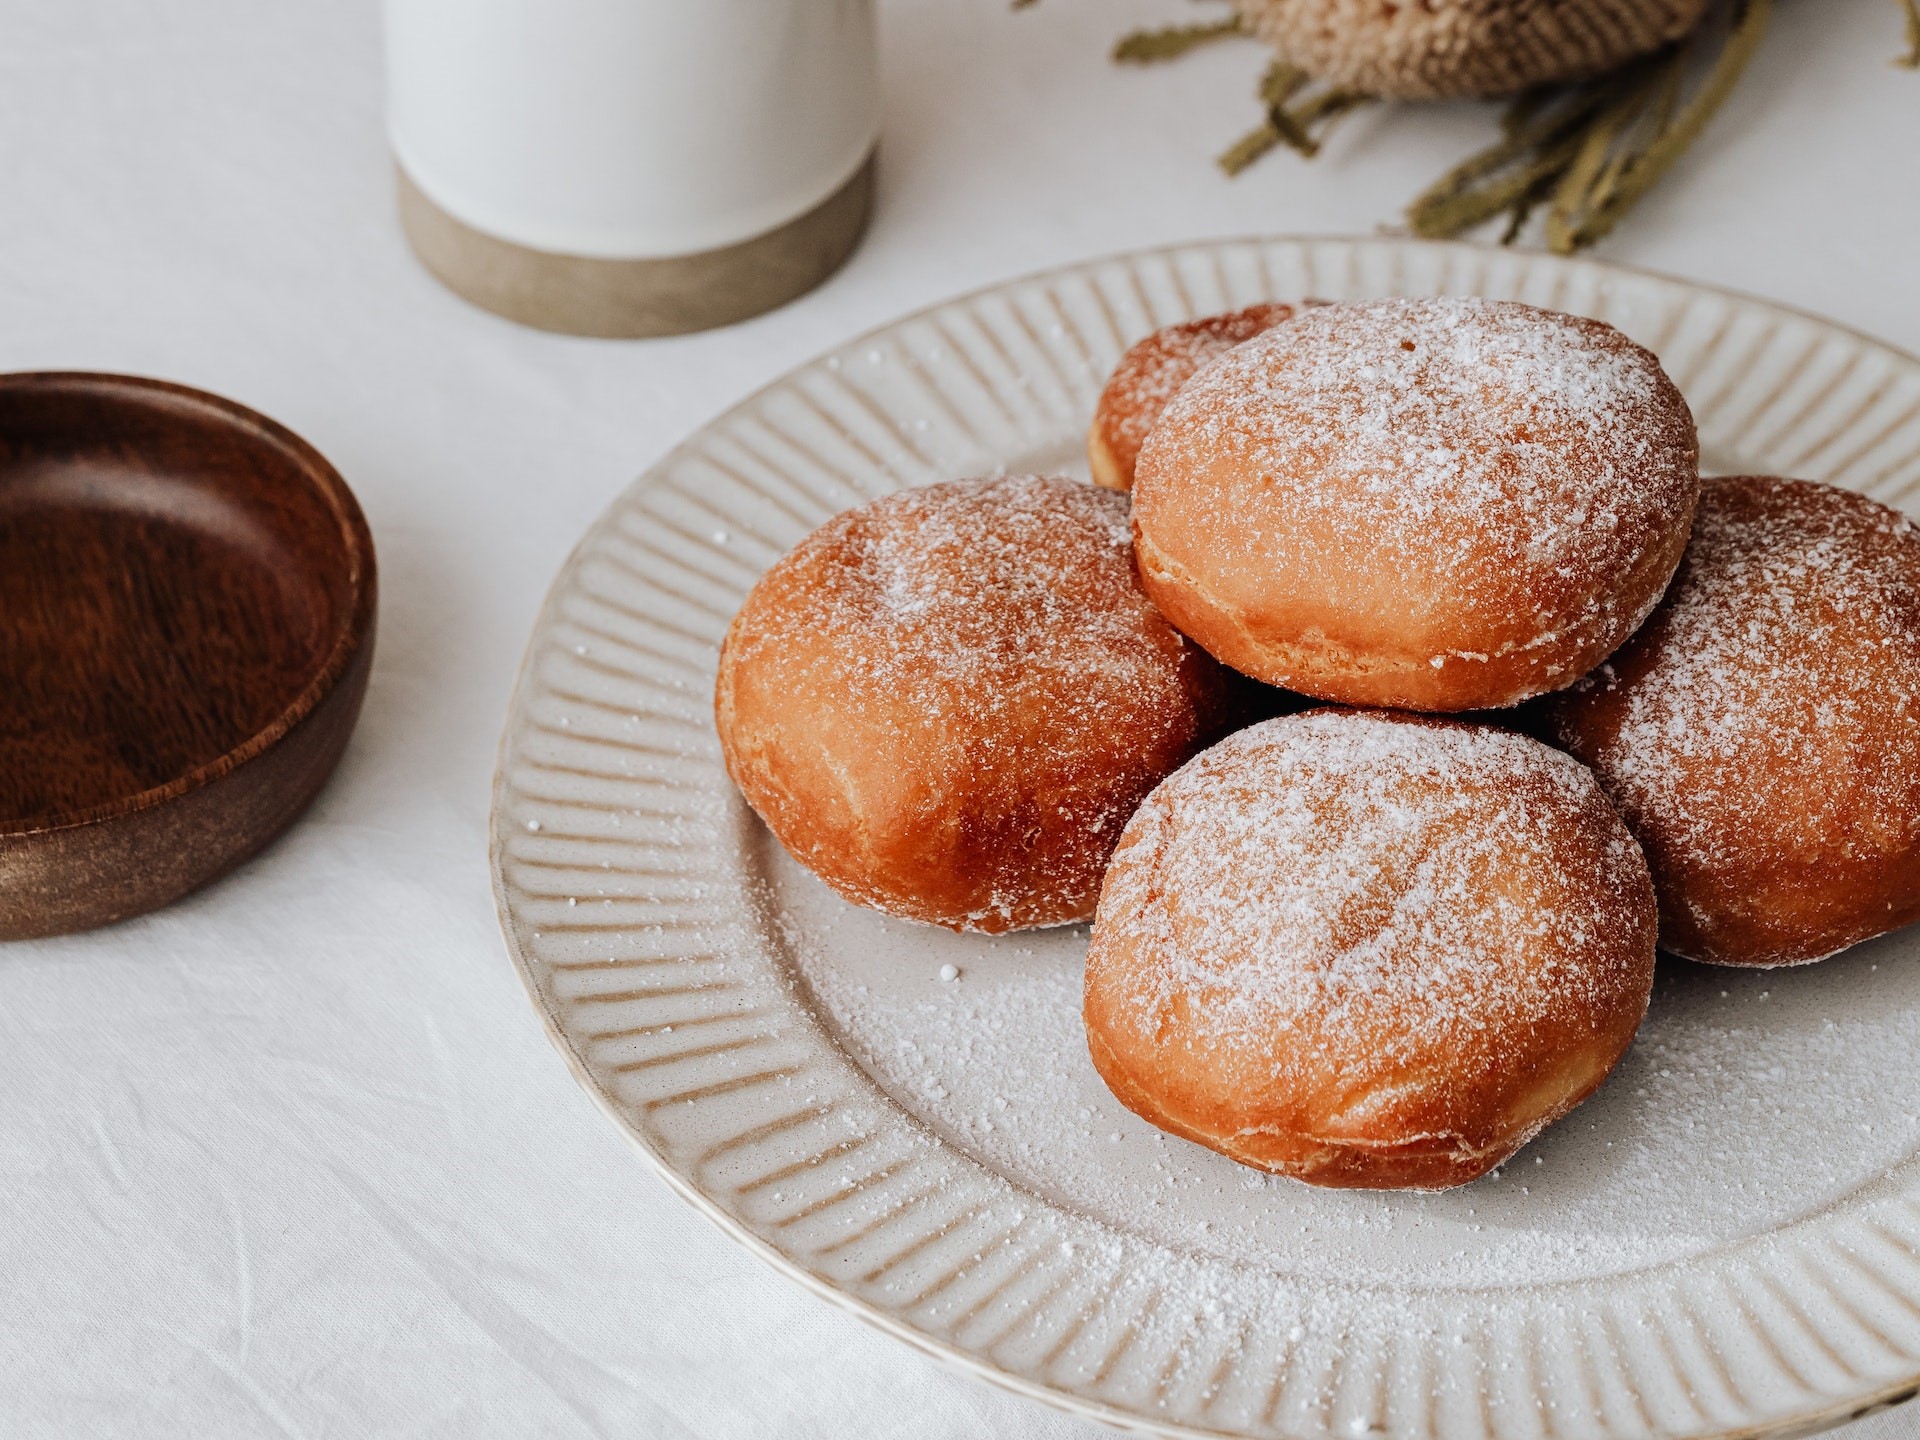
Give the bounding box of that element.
[3,0,1918,1434]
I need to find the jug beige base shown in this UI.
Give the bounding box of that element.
[396,153,876,338]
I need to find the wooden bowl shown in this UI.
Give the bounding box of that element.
[0,373,376,939]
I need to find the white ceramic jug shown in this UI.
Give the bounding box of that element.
[386,0,880,336]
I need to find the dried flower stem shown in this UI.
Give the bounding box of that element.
[1219,61,1375,171]
[1112,17,1244,63]
[1062,0,1908,253]
[1410,0,1769,254]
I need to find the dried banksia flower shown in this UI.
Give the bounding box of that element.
[1231,0,1713,100]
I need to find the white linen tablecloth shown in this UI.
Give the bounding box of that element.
[3,1,1917,1434]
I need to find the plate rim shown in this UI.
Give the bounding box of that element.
[489,234,1920,1440]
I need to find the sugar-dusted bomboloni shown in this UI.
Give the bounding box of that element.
[716,475,1240,933]
[1087,302,1306,493]
[1131,298,1700,712]
[1546,476,1920,967]
[1085,710,1657,1190]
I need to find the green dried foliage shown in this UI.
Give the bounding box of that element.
[1024,0,1908,253]
[1219,61,1375,171]
[1410,0,1771,254]
[1112,17,1244,63]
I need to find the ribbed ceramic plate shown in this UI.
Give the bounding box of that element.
[492,238,1920,1440]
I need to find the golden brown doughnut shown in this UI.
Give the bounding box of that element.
[1084,709,1657,1190]
[1087,302,1306,493]
[715,476,1239,933]
[1544,476,1920,967]
[1132,298,1700,713]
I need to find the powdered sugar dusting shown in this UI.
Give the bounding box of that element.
[825,475,1142,696]
[1092,302,1305,480]
[1548,476,1920,960]
[1135,298,1697,670]
[719,474,1230,930]
[1090,713,1651,1085]
[765,823,1920,1289]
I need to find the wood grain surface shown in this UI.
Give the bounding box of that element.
[0,373,376,938]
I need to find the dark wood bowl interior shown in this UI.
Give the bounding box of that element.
[0,373,376,936]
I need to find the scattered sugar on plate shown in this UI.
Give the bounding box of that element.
[765,835,1920,1294]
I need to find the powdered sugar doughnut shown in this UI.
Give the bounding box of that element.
[1088,302,1307,493]
[715,476,1239,933]
[1132,298,1700,712]
[1084,710,1656,1190]
[1545,476,1920,968]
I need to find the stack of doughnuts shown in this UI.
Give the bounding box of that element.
[716,293,1920,1192]
[1086,302,1307,493]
